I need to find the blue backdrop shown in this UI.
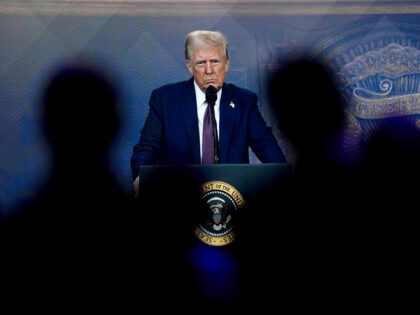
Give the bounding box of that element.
[2,1,420,216]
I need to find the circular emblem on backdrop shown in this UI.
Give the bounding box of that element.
[194,181,245,246]
[307,21,420,158]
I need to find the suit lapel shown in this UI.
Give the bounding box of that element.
[219,83,236,163]
[179,78,201,163]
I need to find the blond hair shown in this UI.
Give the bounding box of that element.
[185,30,229,61]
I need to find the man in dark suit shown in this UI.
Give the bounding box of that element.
[131,30,286,189]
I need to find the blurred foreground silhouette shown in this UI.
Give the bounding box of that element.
[266,57,418,310]
[2,66,140,305]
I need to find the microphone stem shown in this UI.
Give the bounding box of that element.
[209,103,220,164]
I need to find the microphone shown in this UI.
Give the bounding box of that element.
[205,85,217,106]
[205,85,220,164]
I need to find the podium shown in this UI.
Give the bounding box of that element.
[136,163,292,304]
[138,163,291,247]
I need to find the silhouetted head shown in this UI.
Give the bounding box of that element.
[269,58,345,159]
[43,66,118,158]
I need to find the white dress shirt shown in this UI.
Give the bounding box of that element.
[194,80,221,161]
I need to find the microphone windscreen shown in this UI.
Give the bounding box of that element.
[205,85,217,105]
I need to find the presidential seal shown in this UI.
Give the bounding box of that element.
[194,181,245,246]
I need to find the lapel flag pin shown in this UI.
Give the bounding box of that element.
[230,101,235,109]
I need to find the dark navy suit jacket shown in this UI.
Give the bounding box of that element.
[131,77,286,179]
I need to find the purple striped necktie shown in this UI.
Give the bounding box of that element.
[202,102,214,164]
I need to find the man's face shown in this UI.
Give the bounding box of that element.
[186,45,229,92]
